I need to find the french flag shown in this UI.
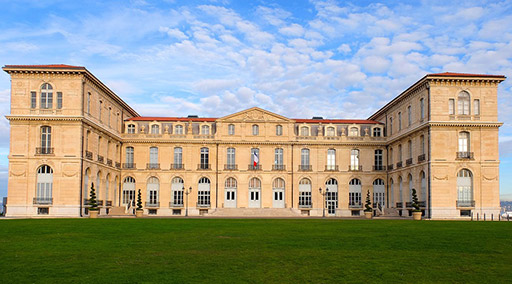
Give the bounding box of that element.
[253,152,259,167]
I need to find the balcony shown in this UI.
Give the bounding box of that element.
[123,163,136,169]
[85,151,93,160]
[349,202,362,208]
[169,202,184,208]
[456,152,474,160]
[418,154,426,162]
[373,165,386,171]
[106,159,113,167]
[396,202,403,208]
[325,165,338,171]
[396,161,403,168]
[146,163,160,170]
[97,200,104,206]
[197,164,211,170]
[456,200,475,207]
[106,201,112,206]
[115,162,121,169]
[196,202,211,208]
[171,163,184,170]
[248,164,262,171]
[272,165,286,171]
[406,158,413,166]
[299,203,312,208]
[348,165,362,172]
[388,164,394,170]
[36,147,54,155]
[145,202,160,208]
[298,165,312,171]
[97,155,104,163]
[33,197,53,205]
[224,164,238,170]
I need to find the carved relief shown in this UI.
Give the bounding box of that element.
[62,163,79,177]
[10,164,26,177]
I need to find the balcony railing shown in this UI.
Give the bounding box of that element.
[325,165,338,171]
[145,202,160,208]
[85,151,93,160]
[406,158,413,166]
[146,163,160,170]
[456,152,474,160]
[170,202,184,208]
[97,155,104,163]
[418,154,426,162]
[197,164,211,170]
[97,200,104,206]
[419,201,426,207]
[456,200,475,207]
[349,202,362,208]
[299,203,312,208]
[405,202,412,208]
[224,164,238,170]
[388,164,394,170]
[348,165,362,171]
[123,163,136,169]
[106,159,113,167]
[272,165,286,171]
[396,202,403,208]
[36,147,54,155]
[248,164,262,170]
[373,165,386,171]
[33,197,53,205]
[171,163,184,170]
[396,161,403,168]
[196,202,211,208]
[106,201,112,206]
[298,165,312,171]
[115,162,121,169]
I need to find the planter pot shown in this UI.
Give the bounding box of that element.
[412,211,422,220]
[135,210,144,218]
[89,210,99,219]
[364,211,373,219]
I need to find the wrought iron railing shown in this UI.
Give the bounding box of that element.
[418,154,426,162]
[97,155,104,163]
[36,147,54,155]
[325,165,338,171]
[298,165,312,171]
[169,202,184,208]
[388,164,394,170]
[396,161,403,168]
[145,202,160,208]
[248,164,262,170]
[196,202,211,208]
[456,152,474,160]
[171,163,184,170]
[373,165,386,171]
[406,158,413,165]
[115,162,121,169]
[272,165,286,171]
[146,163,160,170]
[33,198,53,205]
[123,163,136,169]
[106,159,113,167]
[348,165,362,171]
[85,151,93,160]
[349,202,362,208]
[224,164,238,170]
[456,200,475,207]
[197,164,211,170]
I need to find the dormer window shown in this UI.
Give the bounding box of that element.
[349,127,359,136]
[373,127,381,137]
[326,127,335,136]
[127,124,135,134]
[201,125,210,135]
[151,124,160,134]
[175,125,183,135]
[300,126,309,136]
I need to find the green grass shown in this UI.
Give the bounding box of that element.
[0,219,511,283]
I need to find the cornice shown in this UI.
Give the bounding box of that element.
[6,115,83,122]
[121,139,387,147]
[429,121,503,127]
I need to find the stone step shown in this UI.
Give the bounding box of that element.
[208,208,302,217]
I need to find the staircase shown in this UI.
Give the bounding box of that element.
[382,208,400,217]
[104,206,135,218]
[209,208,303,217]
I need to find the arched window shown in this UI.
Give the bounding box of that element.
[420,98,425,120]
[151,124,160,134]
[276,125,283,136]
[325,178,338,214]
[105,174,110,203]
[407,105,412,126]
[398,176,403,205]
[327,149,336,170]
[175,125,183,135]
[99,100,103,122]
[171,177,184,206]
[122,177,136,205]
[373,127,381,137]
[225,177,237,207]
[420,171,426,203]
[40,126,52,154]
[127,124,135,134]
[398,112,402,131]
[272,178,285,208]
[249,177,261,188]
[457,169,473,207]
[225,177,237,188]
[249,177,261,208]
[408,174,413,202]
[326,127,335,137]
[349,179,362,207]
[349,127,359,136]
[198,177,211,206]
[96,171,101,201]
[458,91,470,115]
[228,124,235,135]
[36,165,53,204]
[84,168,90,203]
[300,126,309,136]
[252,124,259,135]
[147,177,159,206]
[201,125,210,135]
[273,178,285,189]
[200,147,209,169]
[87,92,91,114]
[300,148,310,170]
[350,149,360,170]
[107,107,111,127]
[41,83,53,109]
[299,178,312,207]
[373,179,385,207]
[125,147,134,168]
[390,178,394,207]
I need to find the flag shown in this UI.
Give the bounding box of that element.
[253,152,259,167]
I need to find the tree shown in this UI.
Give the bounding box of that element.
[364,190,372,212]
[411,188,421,212]
[89,182,99,211]
[136,189,143,210]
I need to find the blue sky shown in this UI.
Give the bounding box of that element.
[0,0,511,200]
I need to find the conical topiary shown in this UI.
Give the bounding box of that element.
[89,182,99,211]
[411,188,421,212]
[136,189,143,210]
[364,190,372,212]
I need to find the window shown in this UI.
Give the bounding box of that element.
[99,101,103,122]
[374,149,383,170]
[420,98,425,120]
[327,149,336,170]
[408,174,414,202]
[420,135,425,155]
[474,99,480,115]
[325,178,338,215]
[390,179,394,206]
[198,177,211,206]
[95,172,101,201]
[201,125,210,135]
[175,125,183,135]
[420,171,426,202]
[173,147,183,168]
[151,124,160,134]
[127,124,135,134]
[149,147,158,166]
[40,126,52,153]
[171,177,184,206]
[326,127,335,136]
[272,178,285,208]
[274,148,283,166]
[449,99,455,115]
[200,147,209,169]
[225,178,237,206]
[227,148,236,168]
[458,132,469,152]
[389,117,393,135]
[36,165,53,204]
[349,127,359,136]
[40,83,53,109]
[398,145,402,162]
[398,176,403,204]
[300,126,309,136]
[390,148,394,164]
[251,148,260,168]
[252,124,259,135]
[407,106,412,126]
[55,92,62,109]
[408,140,412,159]
[126,147,134,166]
[398,112,402,131]
[457,169,473,205]
[87,92,91,114]
[298,178,312,208]
[105,174,110,202]
[373,179,385,207]
[276,125,283,136]
[301,148,310,168]
[228,124,235,135]
[350,149,359,170]
[458,91,470,115]
[107,107,111,127]
[31,92,37,108]
[373,127,381,137]
[348,179,362,206]
[147,177,159,205]
[122,177,136,205]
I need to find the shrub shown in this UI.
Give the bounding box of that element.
[136,189,143,210]
[411,188,421,212]
[89,182,99,211]
[364,190,372,212]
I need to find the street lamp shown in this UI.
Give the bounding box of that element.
[319,187,326,218]
[185,186,192,217]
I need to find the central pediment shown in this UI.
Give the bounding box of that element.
[218,107,292,122]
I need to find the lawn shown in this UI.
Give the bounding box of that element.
[0,219,511,283]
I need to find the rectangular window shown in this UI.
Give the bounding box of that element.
[228,124,235,135]
[87,93,91,114]
[41,91,53,109]
[227,148,236,166]
[31,92,37,108]
[299,192,312,207]
[57,92,62,109]
[174,147,183,166]
[420,98,425,120]
[327,149,336,170]
[126,147,134,164]
[449,99,455,115]
[398,112,402,131]
[374,150,383,168]
[389,118,393,135]
[407,106,412,126]
[274,148,283,166]
[99,101,102,122]
[200,148,209,169]
[276,125,283,136]
[149,147,158,164]
[474,99,480,115]
[421,136,425,155]
[301,149,310,166]
[251,148,259,166]
[398,145,402,162]
[173,190,183,206]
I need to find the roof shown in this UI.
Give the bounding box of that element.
[294,119,382,124]
[428,72,506,78]
[127,117,217,122]
[3,64,85,69]
[127,117,382,124]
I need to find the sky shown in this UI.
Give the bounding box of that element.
[0,0,511,200]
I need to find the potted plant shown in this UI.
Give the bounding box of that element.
[135,189,143,217]
[88,182,99,218]
[364,190,373,219]
[411,188,422,220]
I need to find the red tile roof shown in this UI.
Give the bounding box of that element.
[126,117,218,122]
[127,117,381,124]
[294,119,381,124]
[4,64,84,69]
[428,72,505,78]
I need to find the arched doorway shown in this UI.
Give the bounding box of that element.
[224,177,237,208]
[272,178,285,208]
[248,177,261,208]
[325,178,338,215]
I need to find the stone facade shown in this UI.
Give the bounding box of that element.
[3,65,505,219]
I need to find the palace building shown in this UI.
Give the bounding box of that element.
[3,65,505,219]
